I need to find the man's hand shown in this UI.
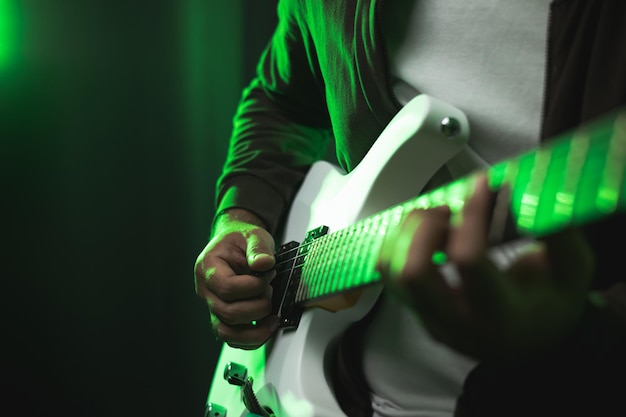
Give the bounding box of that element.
[194,209,279,350]
[377,175,595,361]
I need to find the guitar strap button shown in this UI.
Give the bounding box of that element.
[441,117,461,138]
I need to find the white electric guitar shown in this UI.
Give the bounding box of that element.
[205,95,626,417]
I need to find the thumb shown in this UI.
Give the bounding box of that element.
[246,230,276,272]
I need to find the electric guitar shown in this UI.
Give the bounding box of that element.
[205,94,626,417]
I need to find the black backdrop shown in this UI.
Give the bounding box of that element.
[1,1,277,416]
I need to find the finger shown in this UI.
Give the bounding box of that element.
[376,211,402,277]
[208,285,274,325]
[399,209,467,333]
[447,174,492,264]
[388,209,425,281]
[244,229,276,272]
[207,268,275,302]
[377,206,450,282]
[399,206,451,282]
[445,175,511,309]
[381,207,463,327]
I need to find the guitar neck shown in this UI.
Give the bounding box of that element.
[279,109,626,308]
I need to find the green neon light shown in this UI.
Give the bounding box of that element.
[0,0,18,69]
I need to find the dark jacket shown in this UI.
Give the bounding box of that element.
[214,0,626,415]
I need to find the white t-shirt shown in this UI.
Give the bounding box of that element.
[363,1,550,416]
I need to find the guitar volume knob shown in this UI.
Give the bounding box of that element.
[224,361,248,386]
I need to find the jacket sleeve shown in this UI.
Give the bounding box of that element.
[215,0,333,236]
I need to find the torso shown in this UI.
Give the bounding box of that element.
[362,1,550,415]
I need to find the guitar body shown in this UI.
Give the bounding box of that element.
[206,95,470,417]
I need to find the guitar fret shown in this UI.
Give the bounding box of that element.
[313,236,328,296]
[310,235,328,298]
[337,228,351,291]
[540,141,567,229]
[513,152,536,232]
[320,235,335,296]
[353,216,380,286]
[333,228,352,292]
[350,221,367,287]
[575,131,598,225]
[358,207,401,286]
[554,133,587,222]
[361,214,386,284]
[570,140,600,224]
[334,228,355,293]
[598,113,626,213]
[349,223,368,287]
[295,205,401,303]
[520,145,553,232]
[296,240,313,301]
[344,229,360,287]
[304,237,327,300]
[314,237,328,297]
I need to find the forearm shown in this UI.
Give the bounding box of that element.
[212,207,268,237]
[215,80,332,235]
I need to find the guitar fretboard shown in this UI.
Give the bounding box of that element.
[288,110,626,305]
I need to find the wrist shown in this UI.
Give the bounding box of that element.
[212,207,268,234]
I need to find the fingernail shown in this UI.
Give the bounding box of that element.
[250,253,267,264]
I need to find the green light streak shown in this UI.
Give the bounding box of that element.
[0,0,19,69]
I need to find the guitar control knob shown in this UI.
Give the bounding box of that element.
[224,362,248,386]
[205,402,227,417]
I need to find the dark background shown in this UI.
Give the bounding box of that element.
[1,1,277,416]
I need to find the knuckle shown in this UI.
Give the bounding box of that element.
[259,300,273,317]
[218,304,239,325]
[206,271,242,299]
[215,279,239,300]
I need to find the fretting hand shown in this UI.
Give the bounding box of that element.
[377,175,595,360]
